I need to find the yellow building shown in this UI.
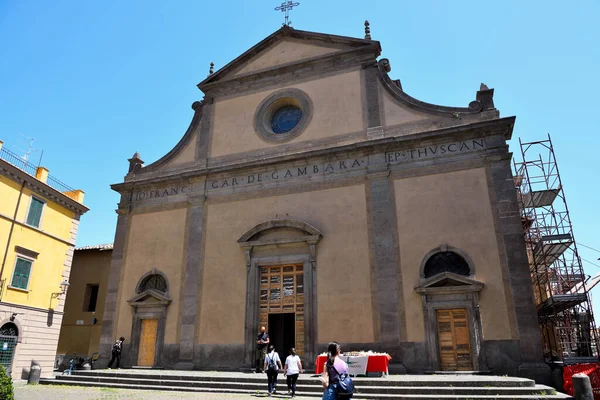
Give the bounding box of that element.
[0,139,88,379]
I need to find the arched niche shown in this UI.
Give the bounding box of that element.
[419,244,475,280]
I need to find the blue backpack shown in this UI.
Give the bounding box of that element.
[331,365,354,398]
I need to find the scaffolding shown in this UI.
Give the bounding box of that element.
[513,134,599,364]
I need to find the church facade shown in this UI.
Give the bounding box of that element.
[99,25,549,381]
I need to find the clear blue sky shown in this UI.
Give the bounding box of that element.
[1,1,599,301]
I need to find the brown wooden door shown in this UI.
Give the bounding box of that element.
[259,265,305,356]
[436,309,473,371]
[138,319,158,367]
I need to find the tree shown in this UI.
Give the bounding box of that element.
[0,365,14,400]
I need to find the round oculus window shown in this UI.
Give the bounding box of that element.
[271,106,303,134]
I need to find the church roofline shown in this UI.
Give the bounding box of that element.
[198,25,380,89]
[376,58,498,118]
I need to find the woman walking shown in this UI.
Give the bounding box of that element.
[264,345,283,396]
[319,341,349,400]
[283,347,303,397]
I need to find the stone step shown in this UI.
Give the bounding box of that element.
[49,374,561,396]
[40,378,573,399]
[66,370,539,388]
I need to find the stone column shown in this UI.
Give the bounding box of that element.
[365,156,406,370]
[174,194,206,369]
[98,205,130,366]
[488,157,550,384]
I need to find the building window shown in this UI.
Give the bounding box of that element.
[423,251,471,278]
[10,257,33,290]
[26,197,45,228]
[137,273,167,294]
[83,284,99,312]
[254,88,313,143]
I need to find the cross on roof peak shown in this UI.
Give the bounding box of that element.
[275,1,300,27]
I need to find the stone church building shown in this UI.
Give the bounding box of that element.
[99,24,549,381]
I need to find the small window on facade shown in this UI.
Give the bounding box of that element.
[11,257,33,289]
[83,284,99,312]
[137,274,167,294]
[423,251,470,278]
[26,197,45,228]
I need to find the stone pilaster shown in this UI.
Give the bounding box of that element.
[488,157,550,384]
[365,154,406,367]
[98,205,130,366]
[363,62,384,139]
[174,194,207,369]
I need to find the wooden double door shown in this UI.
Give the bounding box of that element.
[436,308,473,371]
[259,264,305,357]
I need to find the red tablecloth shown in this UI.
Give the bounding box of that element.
[315,354,392,375]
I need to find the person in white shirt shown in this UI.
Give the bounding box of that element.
[264,345,283,395]
[283,347,303,397]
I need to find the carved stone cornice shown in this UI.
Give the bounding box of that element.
[110,117,515,193]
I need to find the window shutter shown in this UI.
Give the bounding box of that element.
[11,258,32,289]
[26,198,44,228]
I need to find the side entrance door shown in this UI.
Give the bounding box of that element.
[137,319,158,367]
[436,308,473,371]
[0,335,17,375]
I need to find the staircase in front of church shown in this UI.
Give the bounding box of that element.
[40,370,572,399]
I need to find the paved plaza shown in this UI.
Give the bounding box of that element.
[15,383,315,400]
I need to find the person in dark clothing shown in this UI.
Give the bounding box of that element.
[255,326,270,372]
[107,337,125,369]
[264,345,283,395]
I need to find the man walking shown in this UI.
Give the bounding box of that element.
[107,336,125,369]
[255,326,269,373]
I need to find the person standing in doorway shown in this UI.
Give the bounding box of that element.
[107,336,125,369]
[256,326,270,372]
[283,347,303,397]
[264,345,283,396]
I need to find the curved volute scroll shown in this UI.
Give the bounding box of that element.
[377,58,497,117]
[124,100,205,178]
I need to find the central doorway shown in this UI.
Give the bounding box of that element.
[259,264,305,357]
[269,313,295,357]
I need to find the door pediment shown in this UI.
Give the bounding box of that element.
[415,272,484,295]
[128,289,172,308]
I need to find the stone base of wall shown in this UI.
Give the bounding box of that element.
[96,339,550,384]
[0,303,63,379]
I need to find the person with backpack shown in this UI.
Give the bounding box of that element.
[107,336,125,369]
[283,347,303,397]
[319,341,354,399]
[263,344,283,396]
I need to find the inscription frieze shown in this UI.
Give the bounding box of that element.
[133,184,195,201]
[386,139,485,164]
[208,157,368,191]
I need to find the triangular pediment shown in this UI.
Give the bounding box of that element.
[199,27,379,88]
[415,272,484,294]
[128,289,171,307]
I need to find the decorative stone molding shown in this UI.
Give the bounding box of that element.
[377,58,498,117]
[415,272,486,372]
[134,269,170,295]
[238,219,322,243]
[253,88,313,143]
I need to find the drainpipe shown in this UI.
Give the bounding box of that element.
[0,179,26,301]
